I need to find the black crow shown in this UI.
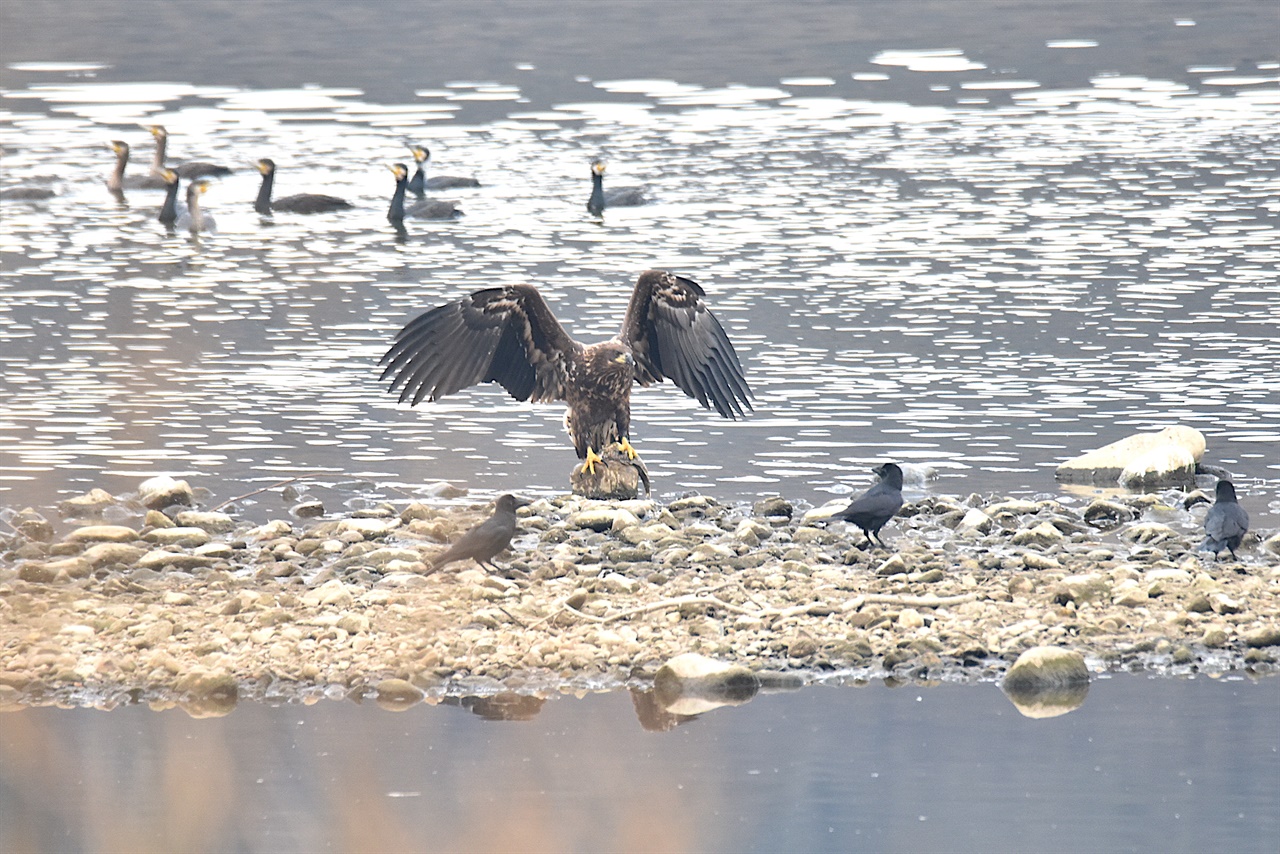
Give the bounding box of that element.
[1201,479,1249,559]
[429,494,532,573]
[832,462,904,548]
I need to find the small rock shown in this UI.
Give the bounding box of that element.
[1001,646,1090,718]
[175,670,238,718]
[145,510,174,529]
[1243,626,1280,649]
[1210,593,1243,615]
[986,499,1040,517]
[1022,553,1061,570]
[375,678,423,711]
[1082,499,1136,525]
[753,496,793,519]
[1121,522,1177,545]
[81,542,146,568]
[291,501,325,519]
[567,508,626,532]
[1114,588,1149,608]
[58,488,118,519]
[897,609,925,629]
[137,475,195,509]
[66,525,139,544]
[246,520,292,541]
[143,527,211,547]
[1011,522,1065,548]
[303,579,355,608]
[135,550,218,571]
[336,518,399,538]
[1052,574,1111,605]
[875,554,908,576]
[1202,627,1229,648]
[175,511,236,533]
[653,653,760,715]
[955,508,993,535]
[620,524,675,545]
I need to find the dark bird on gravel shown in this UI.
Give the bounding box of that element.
[832,462,904,548]
[1201,479,1249,559]
[587,160,646,216]
[379,270,753,473]
[429,494,532,572]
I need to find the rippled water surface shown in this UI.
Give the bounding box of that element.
[2,3,1278,528]
[3,674,1277,853]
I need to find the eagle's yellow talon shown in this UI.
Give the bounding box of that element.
[584,446,603,474]
[617,437,638,460]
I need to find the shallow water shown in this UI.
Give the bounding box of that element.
[2,674,1277,853]
[1,1,1278,530]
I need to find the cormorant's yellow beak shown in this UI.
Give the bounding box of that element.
[389,163,406,179]
[256,160,269,174]
[147,125,165,138]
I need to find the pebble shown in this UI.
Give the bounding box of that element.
[0,483,1274,712]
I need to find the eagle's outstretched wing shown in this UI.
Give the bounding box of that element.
[380,284,581,406]
[619,270,753,419]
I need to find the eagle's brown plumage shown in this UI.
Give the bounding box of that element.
[379,270,752,460]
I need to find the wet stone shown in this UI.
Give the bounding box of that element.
[137,475,195,510]
[175,511,236,533]
[66,526,140,544]
[58,488,118,519]
[143,527,211,548]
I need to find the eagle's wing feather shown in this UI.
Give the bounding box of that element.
[619,270,752,419]
[380,284,579,406]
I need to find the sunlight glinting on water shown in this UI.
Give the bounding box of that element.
[2,68,1278,516]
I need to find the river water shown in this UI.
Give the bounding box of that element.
[2,673,1277,853]
[1,1,1278,850]
[1,0,1278,528]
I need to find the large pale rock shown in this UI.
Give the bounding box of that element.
[1055,426,1205,488]
[653,653,760,715]
[136,475,195,509]
[1002,646,1090,718]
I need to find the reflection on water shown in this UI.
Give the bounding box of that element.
[2,41,1278,525]
[1,675,1275,853]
